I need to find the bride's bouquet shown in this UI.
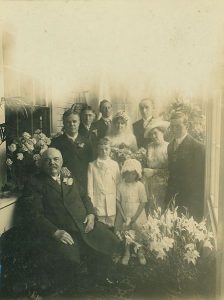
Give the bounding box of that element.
[110,146,147,168]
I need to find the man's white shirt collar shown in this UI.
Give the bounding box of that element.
[66,133,78,142]
[51,174,61,183]
[175,132,188,145]
[102,117,112,123]
[143,116,153,128]
[83,123,91,130]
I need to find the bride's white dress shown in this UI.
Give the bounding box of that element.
[109,132,138,151]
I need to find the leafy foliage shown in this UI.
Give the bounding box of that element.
[161,99,206,143]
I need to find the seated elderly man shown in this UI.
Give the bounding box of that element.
[21,147,123,290]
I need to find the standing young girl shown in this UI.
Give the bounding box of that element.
[115,159,148,265]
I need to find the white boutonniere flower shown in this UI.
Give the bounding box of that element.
[92,129,98,136]
[63,177,74,186]
[77,142,85,148]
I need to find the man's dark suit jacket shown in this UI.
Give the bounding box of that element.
[78,123,98,159]
[78,123,97,140]
[166,134,205,220]
[22,173,121,264]
[133,118,154,149]
[92,118,109,140]
[51,133,93,188]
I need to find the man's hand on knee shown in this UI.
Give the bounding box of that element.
[53,229,74,245]
[84,214,95,233]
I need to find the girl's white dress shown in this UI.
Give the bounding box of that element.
[144,141,168,211]
[115,180,147,232]
[88,158,120,227]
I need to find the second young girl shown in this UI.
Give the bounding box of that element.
[115,159,148,265]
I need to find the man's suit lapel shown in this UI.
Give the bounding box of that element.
[138,119,144,132]
[44,173,75,205]
[61,180,74,201]
[170,135,191,160]
[142,117,153,131]
[45,175,62,194]
[176,135,191,153]
[99,118,107,133]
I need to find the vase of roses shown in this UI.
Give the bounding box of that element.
[5,129,51,192]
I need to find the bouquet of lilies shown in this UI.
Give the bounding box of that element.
[140,203,214,291]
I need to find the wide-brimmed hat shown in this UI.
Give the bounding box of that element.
[144,118,170,138]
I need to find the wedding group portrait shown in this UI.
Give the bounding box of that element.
[0,1,223,300]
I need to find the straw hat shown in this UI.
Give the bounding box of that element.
[144,118,170,138]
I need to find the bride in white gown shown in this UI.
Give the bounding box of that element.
[107,111,137,151]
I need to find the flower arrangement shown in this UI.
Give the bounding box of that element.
[110,146,147,168]
[161,99,206,143]
[139,203,214,292]
[6,129,51,191]
[115,202,215,295]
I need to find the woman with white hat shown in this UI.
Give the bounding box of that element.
[143,118,170,213]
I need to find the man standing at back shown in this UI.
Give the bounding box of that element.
[133,98,155,149]
[93,99,113,139]
[166,112,205,220]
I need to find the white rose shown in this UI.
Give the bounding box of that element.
[6,158,13,166]
[21,144,28,152]
[40,147,48,155]
[8,143,17,152]
[46,138,51,146]
[34,129,42,134]
[31,138,37,145]
[22,132,31,139]
[17,153,24,160]
[25,143,34,152]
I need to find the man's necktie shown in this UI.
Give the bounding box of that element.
[173,140,178,152]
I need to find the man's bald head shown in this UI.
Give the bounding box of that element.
[41,148,63,176]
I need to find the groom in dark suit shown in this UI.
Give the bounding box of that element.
[133,98,155,149]
[166,112,205,220]
[92,99,113,140]
[21,148,123,287]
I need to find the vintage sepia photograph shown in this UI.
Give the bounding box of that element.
[0,1,223,299]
